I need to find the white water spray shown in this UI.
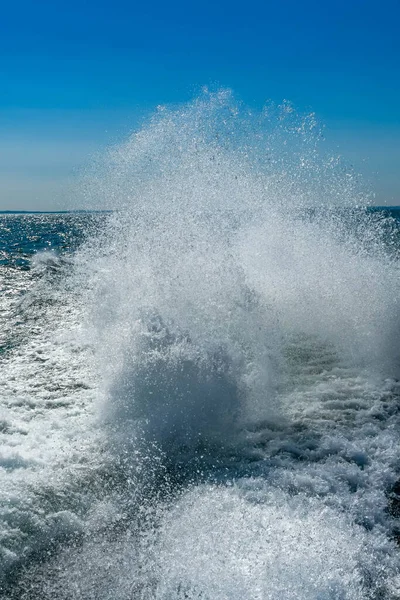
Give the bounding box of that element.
[3,90,400,599]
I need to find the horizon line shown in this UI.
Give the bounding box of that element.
[1,206,400,215]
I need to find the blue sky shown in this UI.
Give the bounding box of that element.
[1,0,399,209]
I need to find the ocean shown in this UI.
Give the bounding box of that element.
[1,92,400,599]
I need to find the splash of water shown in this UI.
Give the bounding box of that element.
[11,90,400,599]
[81,90,400,450]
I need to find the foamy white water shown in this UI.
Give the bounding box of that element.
[1,92,400,598]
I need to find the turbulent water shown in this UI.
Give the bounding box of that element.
[2,91,400,599]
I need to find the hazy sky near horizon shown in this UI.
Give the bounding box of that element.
[1,0,399,210]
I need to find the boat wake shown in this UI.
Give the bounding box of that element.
[2,91,400,599]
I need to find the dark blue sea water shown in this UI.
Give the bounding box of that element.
[2,95,400,599]
[0,212,106,269]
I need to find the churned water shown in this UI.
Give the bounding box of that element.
[1,91,400,599]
